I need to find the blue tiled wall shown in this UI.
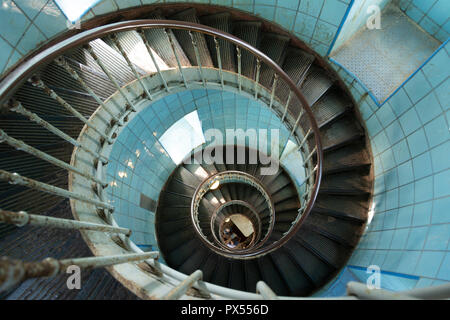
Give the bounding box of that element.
[398,0,450,42]
[325,41,450,292]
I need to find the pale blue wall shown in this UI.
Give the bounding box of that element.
[398,0,450,42]
[326,41,450,292]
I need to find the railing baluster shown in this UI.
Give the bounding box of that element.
[84,43,137,112]
[254,58,261,99]
[0,208,130,234]
[163,270,210,300]
[110,34,153,100]
[214,37,224,89]
[166,29,188,88]
[236,47,242,93]
[269,74,278,110]
[282,91,292,122]
[30,76,113,145]
[303,146,317,164]
[8,101,108,164]
[298,128,312,151]
[54,56,122,125]
[0,170,114,211]
[0,252,159,292]
[137,29,170,92]
[290,109,305,137]
[256,281,279,300]
[189,31,206,87]
[0,130,107,186]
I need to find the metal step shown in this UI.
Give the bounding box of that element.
[232,21,262,79]
[258,33,290,89]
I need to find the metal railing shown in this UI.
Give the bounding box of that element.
[0,20,323,299]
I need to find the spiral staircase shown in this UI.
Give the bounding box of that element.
[0,7,378,299]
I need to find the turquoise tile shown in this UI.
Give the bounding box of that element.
[312,20,337,44]
[383,209,398,229]
[383,250,404,272]
[412,152,433,180]
[3,49,22,72]
[430,141,450,172]
[319,0,348,26]
[406,4,424,23]
[414,176,433,202]
[299,0,324,17]
[414,251,445,278]
[390,229,409,250]
[415,91,442,125]
[309,39,328,56]
[277,0,300,10]
[404,71,432,103]
[397,251,421,274]
[385,120,404,145]
[434,78,450,110]
[16,24,46,55]
[428,0,449,25]
[412,201,432,226]
[371,250,388,266]
[373,130,390,154]
[389,88,412,117]
[398,160,414,186]
[0,1,31,46]
[254,5,275,21]
[294,12,317,38]
[380,148,396,171]
[115,0,141,9]
[423,49,449,88]
[392,139,412,165]
[424,224,449,250]
[399,108,421,136]
[384,168,398,190]
[406,226,429,250]
[414,277,434,289]
[14,0,48,20]
[407,129,429,158]
[386,188,398,210]
[275,7,296,31]
[34,1,68,39]
[397,206,413,228]
[419,16,440,35]
[434,169,450,198]
[0,36,14,73]
[424,115,448,148]
[399,183,415,207]
[437,252,450,280]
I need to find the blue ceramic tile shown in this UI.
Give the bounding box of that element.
[294,12,318,38]
[392,139,412,165]
[437,252,450,280]
[397,205,414,228]
[424,115,448,148]
[390,229,410,250]
[389,88,413,117]
[16,23,46,55]
[399,108,421,136]
[412,201,432,226]
[428,0,449,25]
[434,169,450,198]
[115,0,142,9]
[419,16,440,35]
[383,209,398,229]
[312,20,337,44]
[383,250,404,272]
[275,7,296,30]
[397,251,421,274]
[414,176,433,202]
[277,0,300,10]
[407,129,429,158]
[432,196,450,224]
[399,183,415,207]
[415,92,443,128]
[0,36,14,73]
[385,120,404,145]
[373,130,391,155]
[384,168,398,190]
[319,0,348,26]
[412,0,437,13]
[406,226,429,250]
[0,1,31,46]
[34,1,68,39]
[430,141,450,172]
[299,0,324,17]
[254,5,275,21]
[380,148,396,171]
[422,48,450,88]
[404,71,432,103]
[414,251,445,278]
[412,152,433,180]
[406,4,424,23]
[14,0,48,20]
[398,160,415,186]
[424,224,449,250]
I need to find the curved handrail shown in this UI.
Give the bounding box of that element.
[0,19,323,295]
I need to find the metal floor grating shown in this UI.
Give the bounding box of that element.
[331,4,441,103]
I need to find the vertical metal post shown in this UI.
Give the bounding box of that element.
[137,29,170,92]
[84,43,137,112]
[269,74,279,110]
[189,31,206,87]
[236,47,242,93]
[282,91,292,122]
[163,270,210,300]
[166,29,188,88]
[254,58,261,99]
[110,34,153,100]
[214,37,224,89]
